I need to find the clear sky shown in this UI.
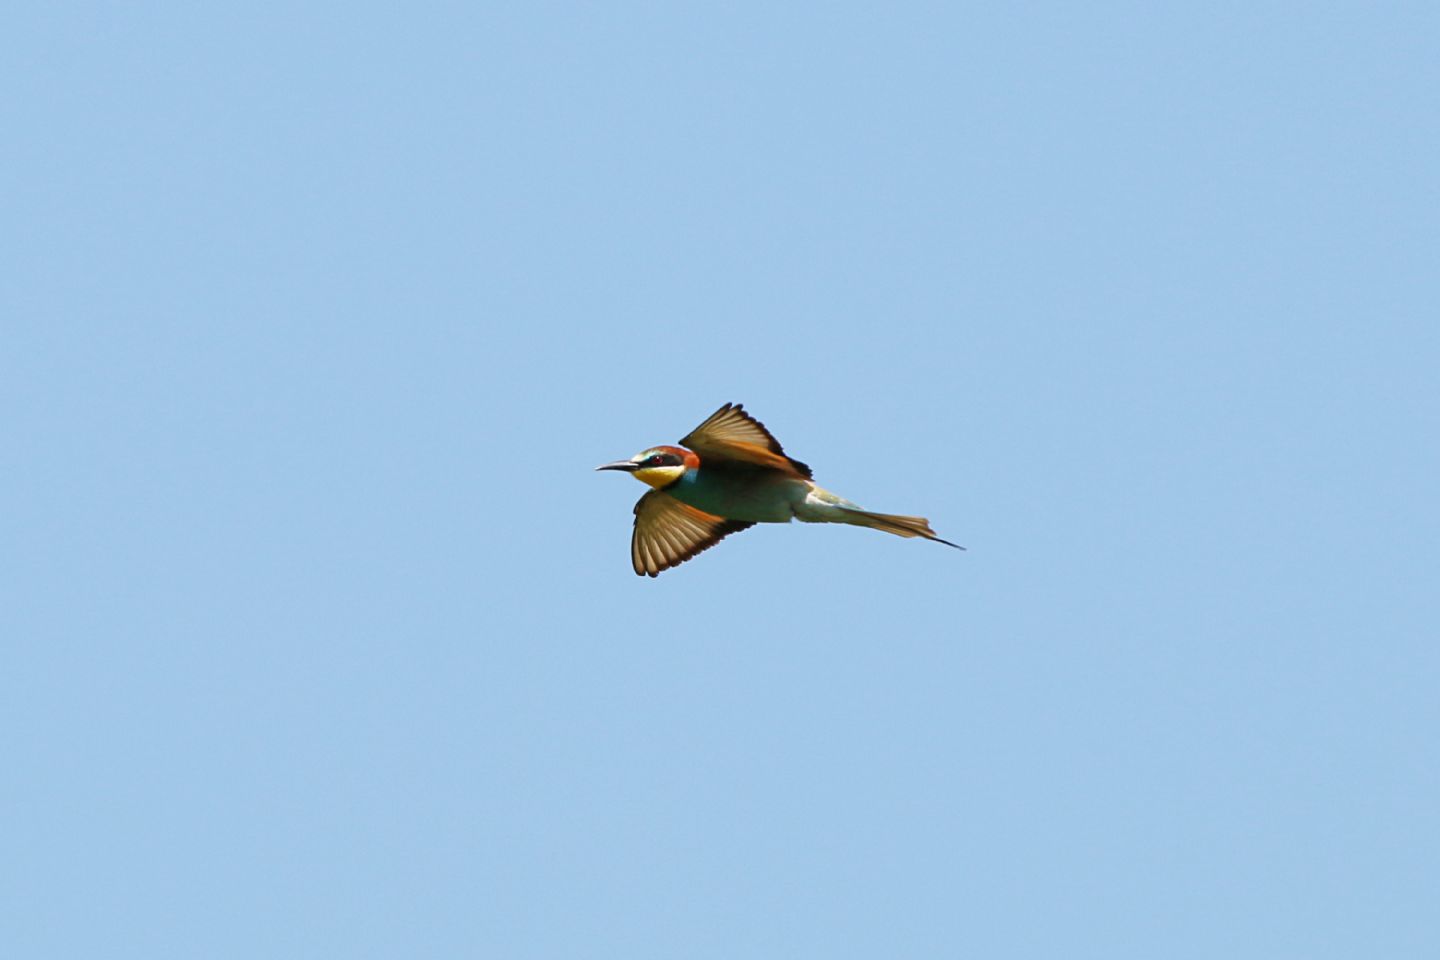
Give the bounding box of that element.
[4,3,1437,957]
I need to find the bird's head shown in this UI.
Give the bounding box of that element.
[595,445,696,489]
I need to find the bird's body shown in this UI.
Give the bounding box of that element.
[668,457,804,523]
[598,403,961,576]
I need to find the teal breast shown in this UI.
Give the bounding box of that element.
[666,468,801,523]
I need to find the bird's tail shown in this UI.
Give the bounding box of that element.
[836,507,964,549]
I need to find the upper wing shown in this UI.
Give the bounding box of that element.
[678,402,812,479]
[631,490,755,577]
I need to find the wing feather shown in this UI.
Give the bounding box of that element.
[678,403,812,478]
[630,490,754,577]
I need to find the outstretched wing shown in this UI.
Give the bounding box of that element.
[678,402,812,478]
[631,490,754,577]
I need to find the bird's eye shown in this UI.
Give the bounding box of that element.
[647,455,665,466]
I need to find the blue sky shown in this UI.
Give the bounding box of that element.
[4,3,1437,957]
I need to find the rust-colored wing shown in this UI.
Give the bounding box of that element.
[678,402,812,478]
[631,490,754,577]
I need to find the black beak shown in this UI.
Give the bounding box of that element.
[595,460,639,472]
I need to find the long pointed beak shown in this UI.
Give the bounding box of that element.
[595,460,638,472]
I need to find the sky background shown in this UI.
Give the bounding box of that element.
[4,3,1438,957]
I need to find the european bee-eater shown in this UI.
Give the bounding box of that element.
[597,402,962,576]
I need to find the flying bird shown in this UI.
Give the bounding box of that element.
[596,402,962,576]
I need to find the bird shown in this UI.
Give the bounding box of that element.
[596,402,962,576]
